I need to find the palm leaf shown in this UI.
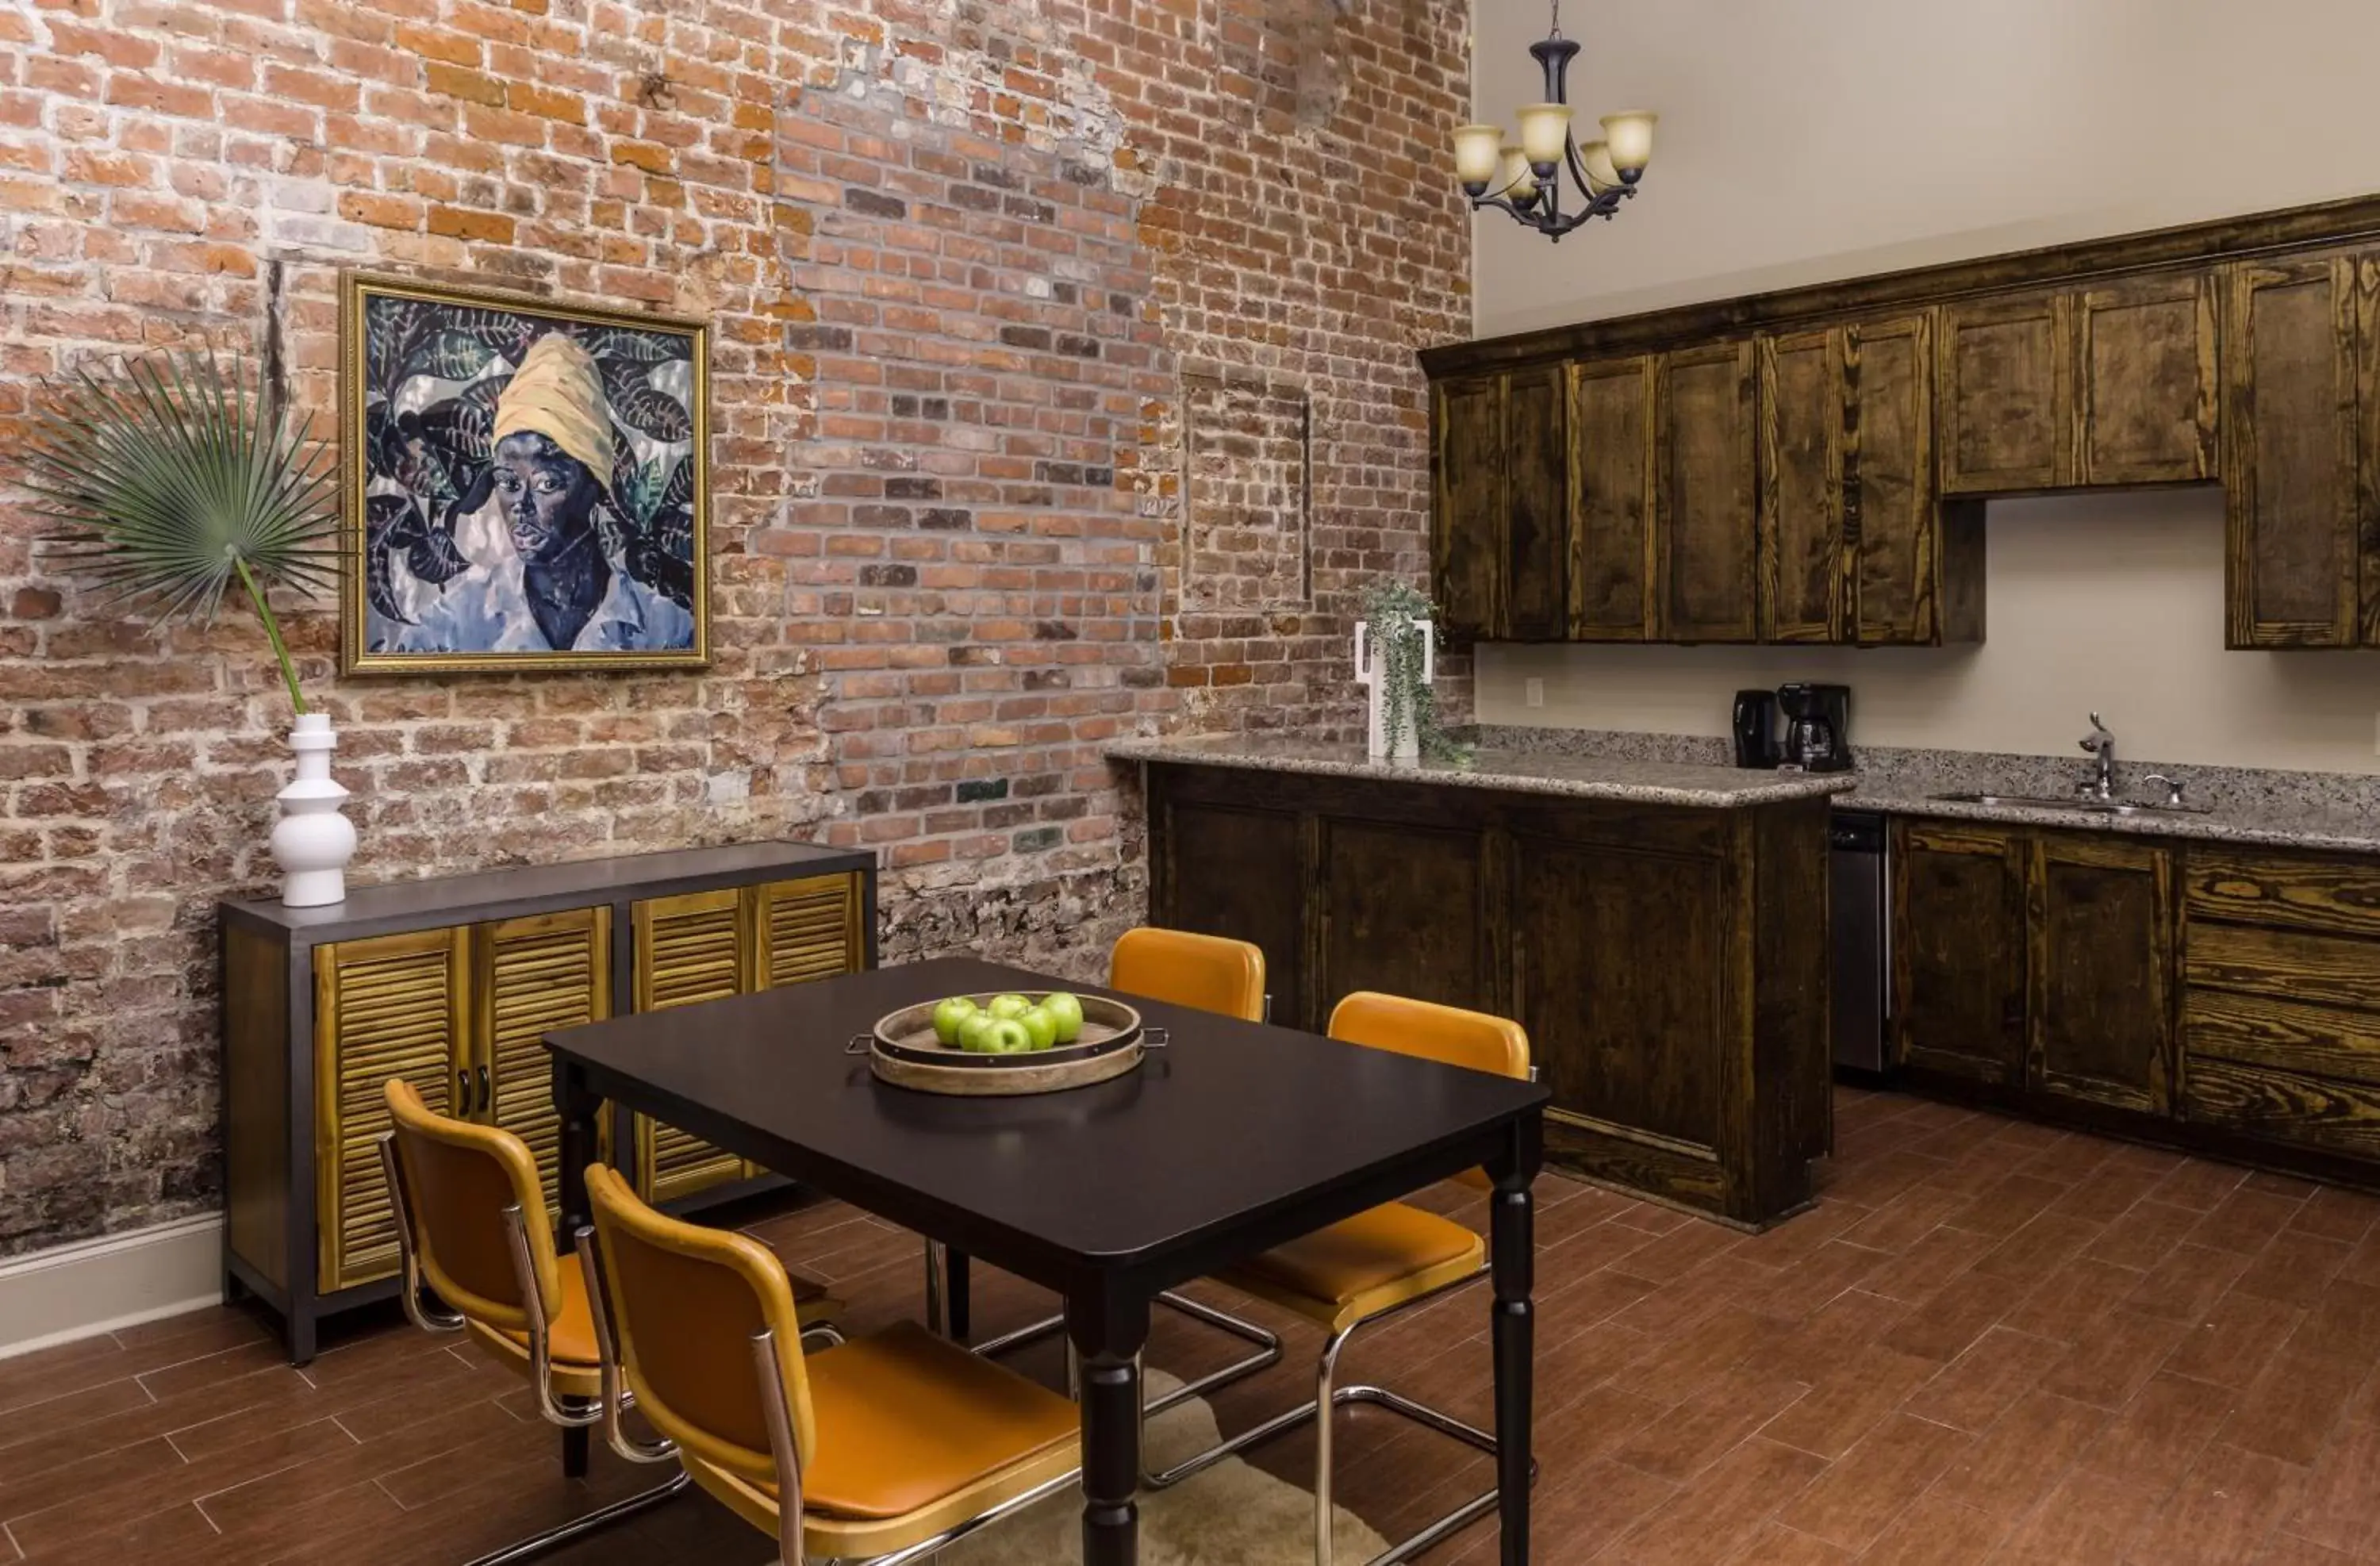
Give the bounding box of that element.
[10,348,337,714]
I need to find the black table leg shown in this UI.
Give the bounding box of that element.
[1066,1286,1150,1566]
[1488,1111,1542,1566]
[946,1248,972,1342]
[555,1058,601,1481]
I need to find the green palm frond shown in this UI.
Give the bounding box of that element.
[13,349,336,714]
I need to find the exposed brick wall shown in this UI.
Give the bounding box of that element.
[0,0,1471,1254]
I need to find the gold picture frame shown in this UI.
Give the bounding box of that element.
[339,271,711,675]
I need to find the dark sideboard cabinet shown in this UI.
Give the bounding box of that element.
[220,841,876,1361]
[1426,195,2380,651]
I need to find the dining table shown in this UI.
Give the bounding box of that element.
[543,954,1549,1566]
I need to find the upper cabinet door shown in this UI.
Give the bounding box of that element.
[1848,311,1982,645]
[1432,375,1503,641]
[1503,365,1571,641]
[750,873,866,989]
[1657,340,1760,643]
[1568,355,1657,641]
[2224,255,2362,648]
[2075,272,2218,486]
[1938,290,2072,494]
[1757,327,1848,643]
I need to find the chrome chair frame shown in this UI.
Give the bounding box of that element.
[1142,1260,1535,1566]
[378,1134,693,1565]
[935,1238,1284,1420]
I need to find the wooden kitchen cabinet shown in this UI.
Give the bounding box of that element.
[2074,273,2218,486]
[1146,759,1832,1225]
[1896,822,2175,1107]
[2030,835,2175,1113]
[1939,272,2217,496]
[1568,354,1658,640]
[1657,340,1760,642]
[1894,821,2029,1085]
[1755,310,1984,647]
[2183,847,2380,1158]
[2221,253,2364,647]
[1758,328,1847,643]
[1937,291,2072,494]
[1430,374,1503,640]
[1430,367,1570,642]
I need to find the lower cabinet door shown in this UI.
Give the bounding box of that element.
[2030,835,2175,1113]
[631,889,753,1203]
[1894,823,2028,1085]
[477,908,612,1222]
[314,927,470,1293]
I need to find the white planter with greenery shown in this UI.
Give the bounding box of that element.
[16,351,345,904]
[1354,578,1470,766]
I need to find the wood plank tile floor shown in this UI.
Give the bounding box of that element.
[10,1085,2380,1564]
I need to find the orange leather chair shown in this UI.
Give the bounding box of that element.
[378,1079,842,1564]
[1111,925,1266,1023]
[1144,992,1533,1565]
[578,1162,1081,1564]
[968,927,1282,1419]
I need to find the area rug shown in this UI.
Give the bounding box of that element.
[935,1370,1390,1565]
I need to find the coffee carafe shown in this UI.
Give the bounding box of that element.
[1776,683,1852,773]
[1731,689,1780,768]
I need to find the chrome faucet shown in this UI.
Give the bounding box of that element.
[2078,713,2115,799]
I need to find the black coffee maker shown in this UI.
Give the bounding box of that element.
[1776,683,1852,772]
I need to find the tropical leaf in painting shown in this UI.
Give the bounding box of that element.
[10,349,334,712]
[411,328,501,384]
[365,298,436,401]
[608,382,692,443]
[590,327,685,365]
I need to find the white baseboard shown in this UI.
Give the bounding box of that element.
[0,1215,223,1361]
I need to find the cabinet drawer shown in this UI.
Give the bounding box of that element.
[2186,849,2380,938]
[2184,1057,2380,1159]
[2186,989,2380,1087]
[2186,922,2380,1012]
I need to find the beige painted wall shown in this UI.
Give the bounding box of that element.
[1479,493,2380,773]
[1465,0,2380,773]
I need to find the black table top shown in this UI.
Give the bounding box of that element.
[546,957,1548,1288]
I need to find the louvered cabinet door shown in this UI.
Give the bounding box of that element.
[313,928,469,1292]
[751,873,865,990]
[631,889,752,1203]
[475,908,612,1222]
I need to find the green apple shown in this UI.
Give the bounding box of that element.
[1040,992,1085,1044]
[957,1011,998,1053]
[985,992,1032,1021]
[982,1017,1034,1054]
[931,996,978,1046]
[1018,1005,1058,1051]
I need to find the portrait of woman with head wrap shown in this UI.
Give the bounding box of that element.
[342,278,708,674]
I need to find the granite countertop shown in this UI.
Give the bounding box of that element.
[1840,787,2380,856]
[1105,735,1856,808]
[1464,725,2380,858]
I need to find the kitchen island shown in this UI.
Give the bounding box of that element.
[1107,735,1856,1226]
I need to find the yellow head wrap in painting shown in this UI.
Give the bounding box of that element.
[490,332,616,494]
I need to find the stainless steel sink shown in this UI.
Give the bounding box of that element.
[1928,791,2213,816]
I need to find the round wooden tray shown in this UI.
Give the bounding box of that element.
[850,992,1165,1096]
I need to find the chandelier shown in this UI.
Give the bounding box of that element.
[1453,1,1656,242]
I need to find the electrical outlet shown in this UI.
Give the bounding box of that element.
[1525,677,1545,709]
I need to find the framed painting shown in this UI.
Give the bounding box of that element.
[339,273,711,674]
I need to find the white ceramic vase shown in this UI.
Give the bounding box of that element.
[271,712,355,908]
[1354,617,1434,763]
